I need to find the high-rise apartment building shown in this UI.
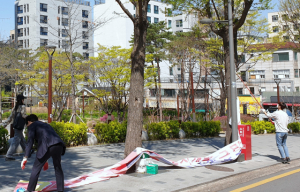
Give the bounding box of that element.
[15,0,93,58]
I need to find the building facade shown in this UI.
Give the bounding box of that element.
[15,0,93,57]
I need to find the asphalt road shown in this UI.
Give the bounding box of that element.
[220,166,300,192]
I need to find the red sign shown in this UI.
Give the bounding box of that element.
[238,125,252,160]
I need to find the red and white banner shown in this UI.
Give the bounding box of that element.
[14,137,242,192]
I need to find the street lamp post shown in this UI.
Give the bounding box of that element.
[45,46,56,123]
[200,0,238,142]
[274,78,281,103]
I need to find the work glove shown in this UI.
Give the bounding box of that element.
[21,157,27,170]
[43,161,49,171]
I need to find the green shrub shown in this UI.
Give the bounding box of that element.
[288,122,300,133]
[2,112,11,119]
[94,121,127,143]
[166,120,180,138]
[243,120,275,134]
[0,126,8,153]
[50,121,88,147]
[35,113,48,120]
[148,122,170,140]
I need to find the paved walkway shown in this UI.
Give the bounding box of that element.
[1,133,299,192]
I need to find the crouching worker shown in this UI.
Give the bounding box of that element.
[22,114,66,192]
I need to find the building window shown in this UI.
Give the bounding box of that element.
[147,16,151,23]
[40,3,47,12]
[17,28,23,37]
[62,7,68,15]
[17,6,23,14]
[17,17,23,25]
[250,87,255,94]
[24,39,26,48]
[27,27,29,35]
[249,70,265,79]
[168,20,172,28]
[62,40,69,49]
[241,71,246,81]
[261,87,266,92]
[147,4,151,13]
[62,18,68,26]
[273,69,290,78]
[58,40,60,48]
[82,31,88,39]
[40,39,48,47]
[283,25,289,31]
[58,17,60,25]
[27,16,29,24]
[40,27,48,35]
[83,53,89,60]
[176,20,183,27]
[18,40,23,48]
[272,52,289,62]
[294,52,298,61]
[154,5,159,14]
[24,29,26,36]
[273,26,279,33]
[83,42,89,49]
[133,5,135,10]
[154,18,159,23]
[24,16,26,24]
[62,29,68,37]
[169,67,173,75]
[82,21,88,28]
[58,6,60,14]
[283,36,289,41]
[82,10,88,18]
[27,4,29,12]
[272,15,278,22]
[296,87,300,92]
[27,39,29,47]
[195,89,208,98]
[239,54,245,63]
[58,29,60,37]
[295,69,299,78]
[40,15,47,24]
[237,88,243,95]
[24,5,26,13]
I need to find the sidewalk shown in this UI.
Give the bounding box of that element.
[1,133,299,192]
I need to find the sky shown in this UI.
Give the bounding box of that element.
[0,0,279,41]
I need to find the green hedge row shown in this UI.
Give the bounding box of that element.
[2,112,48,120]
[50,121,88,147]
[242,120,275,134]
[0,126,8,153]
[94,121,127,143]
[288,122,300,133]
[147,120,220,140]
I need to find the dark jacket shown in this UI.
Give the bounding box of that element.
[25,121,66,159]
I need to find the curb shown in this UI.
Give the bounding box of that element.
[174,158,300,192]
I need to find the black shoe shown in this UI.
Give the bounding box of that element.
[286,157,291,162]
[277,158,287,163]
[5,157,15,161]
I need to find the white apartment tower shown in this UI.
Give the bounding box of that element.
[15,0,93,58]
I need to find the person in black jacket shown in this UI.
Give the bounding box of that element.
[21,114,66,192]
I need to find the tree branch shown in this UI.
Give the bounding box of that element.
[115,0,135,23]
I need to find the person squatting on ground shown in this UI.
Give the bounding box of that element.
[22,114,66,192]
[261,102,290,163]
[2,94,27,161]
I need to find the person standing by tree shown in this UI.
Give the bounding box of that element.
[2,94,27,161]
[261,102,290,163]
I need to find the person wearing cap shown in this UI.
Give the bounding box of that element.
[261,102,290,163]
[2,94,27,161]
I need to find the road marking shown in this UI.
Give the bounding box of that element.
[230,168,300,192]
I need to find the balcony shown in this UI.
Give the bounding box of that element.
[40,8,47,12]
[40,19,47,24]
[82,24,88,28]
[18,33,23,37]
[62,22,68,26]
[17,21,23,25]
[17,10,23,14]
[83,46,88,50]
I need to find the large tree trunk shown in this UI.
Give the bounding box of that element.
[124,19,147,158]
[0,85,2,122]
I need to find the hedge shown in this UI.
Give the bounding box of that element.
[243,121,275,134]
[94,121,127,143]
[147,120,220,140]
[50,121,88,147]
[288,122,300,133]
[2,112,48,120]
[0,125,8,153]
